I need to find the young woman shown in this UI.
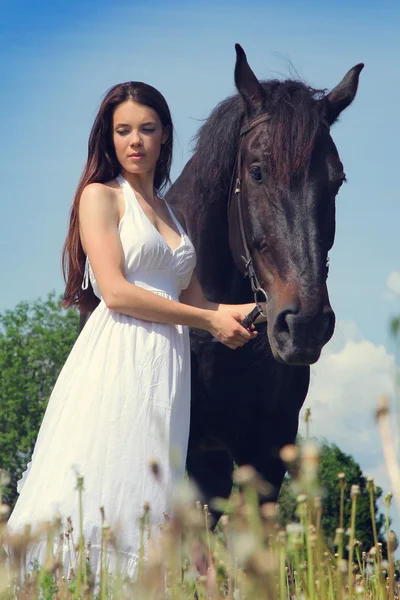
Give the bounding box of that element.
[6,81,260,579]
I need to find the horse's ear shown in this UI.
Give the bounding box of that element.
[324,63,364,125]
[234,43,266,115]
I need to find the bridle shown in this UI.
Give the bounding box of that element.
[228,112,332,321]
[227,113,272,318]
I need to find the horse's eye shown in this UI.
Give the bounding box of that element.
[249,165,262,183]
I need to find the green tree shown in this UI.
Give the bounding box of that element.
[0,292,79,507]
[278,440,387,553]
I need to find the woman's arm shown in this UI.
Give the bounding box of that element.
[179,270,267,324]
[78,184,257,348]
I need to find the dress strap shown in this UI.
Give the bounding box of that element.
[163,199,186,237]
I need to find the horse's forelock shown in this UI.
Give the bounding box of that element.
[264,81,326,184]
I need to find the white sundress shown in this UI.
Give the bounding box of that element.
[6,174,196,580]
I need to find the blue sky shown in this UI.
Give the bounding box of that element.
[1,0,400,527]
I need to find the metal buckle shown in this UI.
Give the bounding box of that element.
[254,288,269,316]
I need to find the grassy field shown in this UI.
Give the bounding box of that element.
[1,396,399,599]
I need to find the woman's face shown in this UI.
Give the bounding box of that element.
[112,99,168,178]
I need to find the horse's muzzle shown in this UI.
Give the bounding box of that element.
[269,303,336,365]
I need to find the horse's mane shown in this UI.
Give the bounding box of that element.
[190,80,327,212]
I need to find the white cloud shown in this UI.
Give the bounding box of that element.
[299,322,400,533]
[299,321,396,494]
[383,271,400,301]
[388,272,400,297]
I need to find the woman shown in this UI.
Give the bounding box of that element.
[6,81,259,579]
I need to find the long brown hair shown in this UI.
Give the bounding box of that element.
[62,82,173,312]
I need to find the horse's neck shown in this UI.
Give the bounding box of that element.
[167,158,252,304]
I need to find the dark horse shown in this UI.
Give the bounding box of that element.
[78,45,363,510]
[164,45,363,508]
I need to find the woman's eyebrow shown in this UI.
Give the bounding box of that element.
[114,121,156,127]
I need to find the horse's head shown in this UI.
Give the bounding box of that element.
[229,45,363,365]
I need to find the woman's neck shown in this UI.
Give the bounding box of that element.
[120,168,156,202]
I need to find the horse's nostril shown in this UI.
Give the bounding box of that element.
[274,305,335,346]
[275,305,299,337]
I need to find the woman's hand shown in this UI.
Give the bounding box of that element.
[207,310,257,350]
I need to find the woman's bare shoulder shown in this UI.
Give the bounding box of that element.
[80,180,120,216]
[81,180,119,200]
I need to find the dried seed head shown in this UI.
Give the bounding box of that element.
[334,528,344,545]
[233,465,258,486]
[0,470,11,487]
[355,586,365,595]
[149,457,161,479]
[380,560,389,571]
[220,515,229,527]
[286,523,305,535]
[351,485,360,498]
[367,477,375,492]
[0,504,10,520]
[384,492,393,505]
[339,559,348,573]
[53,512,62,528]
[143,501,150,513]
[280,444,299,464]
[388,531,396,552]
[302,441,319,463]
[376,395,389,420]
[261,502,278,520]
[278,530,287,544]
